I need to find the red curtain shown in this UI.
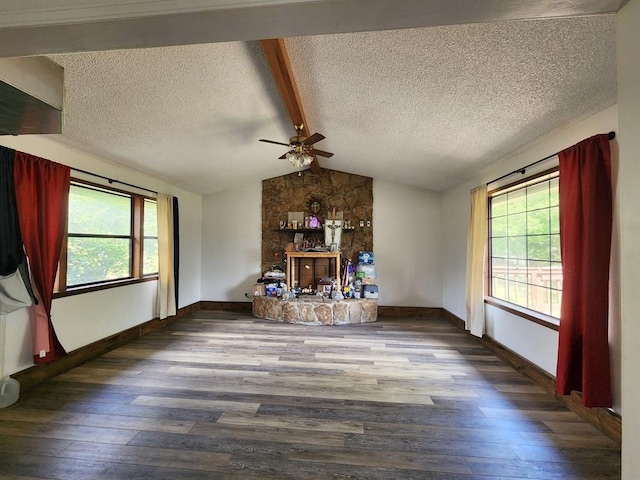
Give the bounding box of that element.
[13,152,70,364]
[556,133,612,407]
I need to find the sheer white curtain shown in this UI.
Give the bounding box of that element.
[465,185,487,337]
[157,194,177,319]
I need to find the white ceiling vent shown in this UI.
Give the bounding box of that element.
[0,56,63,135]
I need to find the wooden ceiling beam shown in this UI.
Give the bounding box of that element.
[260,37,321,174]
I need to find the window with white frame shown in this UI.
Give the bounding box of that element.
[488,170,561,318]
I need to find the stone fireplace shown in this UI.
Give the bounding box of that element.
[261,169,373,274]
[253,296,378,325]
[257,168,378,325]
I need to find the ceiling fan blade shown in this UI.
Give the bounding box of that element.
[312,149,334,158]
[278,153,288,159]
[260,139,290,147]
[302,133,325,146]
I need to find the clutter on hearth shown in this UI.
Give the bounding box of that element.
[338,251,378,300]
[254,203,369,300]
[253,263,286,297]
[253,251,287,297]
[253,250,378,301]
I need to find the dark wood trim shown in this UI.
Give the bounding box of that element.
[200,301,252,313]
[259,39,304,130]
[11,301,201,391]
[70,176,156,199]
[259,38,321,174]
[563,391,622,443]
[487,166,559,196]
[441,308,621,444]
[53,275,158,298]
[56,214,69,292]
[484,297,560,331]
[377,305,442,318]
[441,308,466,330]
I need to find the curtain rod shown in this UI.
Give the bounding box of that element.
[486,131,616,186]
[71,167,158,194]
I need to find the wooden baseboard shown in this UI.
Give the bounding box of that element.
[377,305,442,318]
[442,308,466,329]
[11,301,201,392]
[441,308,621,445]
[200,301,252,313]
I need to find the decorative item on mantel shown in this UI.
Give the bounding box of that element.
[287,212,304,230]
[266,204,370,300]
[324,207,342,251]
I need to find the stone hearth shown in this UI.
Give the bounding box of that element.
[252,296,378,325]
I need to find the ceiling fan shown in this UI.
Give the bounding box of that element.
[259,124,333,168]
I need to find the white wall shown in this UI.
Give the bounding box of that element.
[373,179,442,307]
[200,182,262,301]
[485,306,559,375]
[617,0,640,476]
[200,178,444,307]
[175,191,203,308]
[441,105,620,403]
[52,282,158,351]
[0,135,203,375]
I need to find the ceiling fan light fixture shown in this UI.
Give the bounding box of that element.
[286,151,307,168]
[260,125,331,170]
[302,153,313,166]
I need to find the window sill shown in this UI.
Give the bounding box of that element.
[484,297,560,331]
[54,275,158,298]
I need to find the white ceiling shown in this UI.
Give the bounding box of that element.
[0,1,620,194]
[286,18,616,190]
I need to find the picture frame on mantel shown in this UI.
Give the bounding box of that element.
[324,218,342,248]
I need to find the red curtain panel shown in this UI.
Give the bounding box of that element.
[556,133,613,407]
[13,152,70,364]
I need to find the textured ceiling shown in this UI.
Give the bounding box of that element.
[49,42,296,193]
[45,13,616,194]
[286,16,617,190]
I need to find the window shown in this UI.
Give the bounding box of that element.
[66,183,132,286]
[56,180,158,294]
[488,170,561,319]
[143,198,158,275]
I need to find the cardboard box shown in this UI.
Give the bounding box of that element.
[361,277,376,285]
[253,283,265,296]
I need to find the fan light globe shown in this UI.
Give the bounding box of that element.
[302,154,313,166]
[286,151,307,168]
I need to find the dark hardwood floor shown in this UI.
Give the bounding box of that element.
[0,310,621,479]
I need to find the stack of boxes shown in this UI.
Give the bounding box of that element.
[356,251,378,299]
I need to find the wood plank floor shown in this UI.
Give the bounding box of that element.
[0,311,621,479]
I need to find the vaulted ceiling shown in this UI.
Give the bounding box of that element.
[0,1,623,195]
